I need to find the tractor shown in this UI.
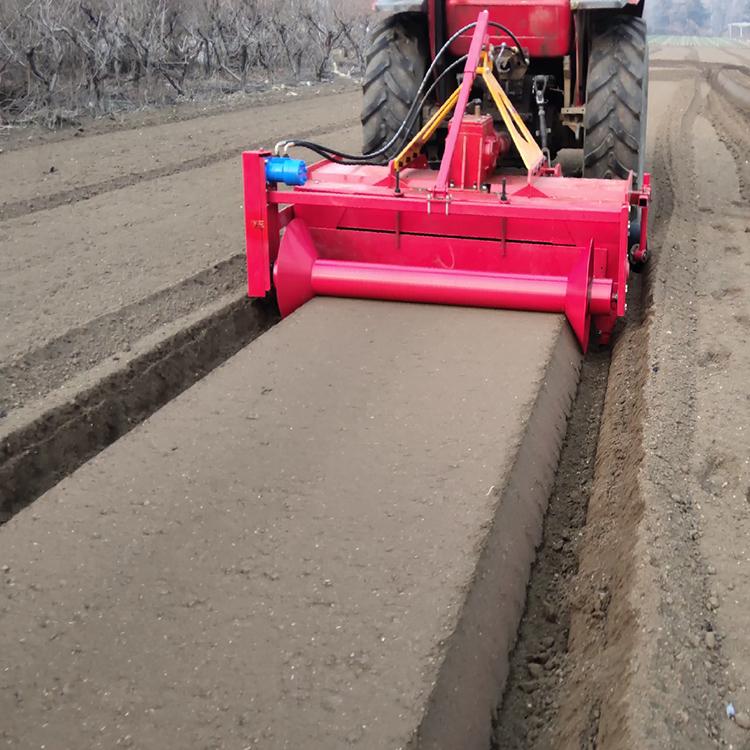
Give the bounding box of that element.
[361,0,648,186]
[243,5,653,351]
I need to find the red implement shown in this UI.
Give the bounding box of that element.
[241,12,651,352]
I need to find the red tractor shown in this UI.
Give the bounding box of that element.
[362,0,648,187]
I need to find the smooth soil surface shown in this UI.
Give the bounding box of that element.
[0,301,580,749]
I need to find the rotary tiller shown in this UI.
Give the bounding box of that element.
[242,11,651,351]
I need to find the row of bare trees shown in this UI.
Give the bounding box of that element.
[0,0,371,126]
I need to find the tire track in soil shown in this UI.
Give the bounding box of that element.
[711,45,750,68]
[706,75,750,203]
[616,72,718,749]
[0,118,358,222]
[557,67,732,750]
[694,67,750,749]
[611,65,750,748]
[493,70,723,749]
[650,59,749,75]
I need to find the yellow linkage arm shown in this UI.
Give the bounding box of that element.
[391,86,461,173]
[482,66,545,174]
[392,55,545,176]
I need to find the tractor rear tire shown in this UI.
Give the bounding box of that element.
[583,15,648,185]
[361,13,429,156]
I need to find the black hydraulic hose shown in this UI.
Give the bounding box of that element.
[278,19,525,162]
[278,22,478,162]
[290,55,469,166]
[278,19,526,164]
[487,21,526,63]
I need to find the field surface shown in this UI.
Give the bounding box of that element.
[1,40,750,748]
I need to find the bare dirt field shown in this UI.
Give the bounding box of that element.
[1,40,750,748]
[0,81,359,518]
[0,81,359,395]
[498,41,750,749]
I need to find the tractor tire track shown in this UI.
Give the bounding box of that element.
[492,74,683,750]
[549,68,709,750]
[707,72,750,204]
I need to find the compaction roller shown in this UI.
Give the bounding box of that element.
[242,10,651,350]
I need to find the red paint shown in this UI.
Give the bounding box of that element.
[435,10,489,193]
[447,114,503,189]
[242,150,273,297]
[241,15,651,353]
[276,219,611,349]
[243,150,651,351]
[445,0,572,57]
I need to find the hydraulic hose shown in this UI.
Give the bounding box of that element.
[289,55,469,166]
[275,18,525,164]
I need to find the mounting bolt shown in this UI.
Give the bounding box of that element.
[499,178,508,202]
[394,170,403,197]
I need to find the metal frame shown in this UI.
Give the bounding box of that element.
[241,11,652,351]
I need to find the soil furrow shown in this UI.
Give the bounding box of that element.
[492,70,716,750]
[0,296,277,523]
[620,71,722,749]
[0,254,247,413]
[548,73,701,750]
[492,350,611,748]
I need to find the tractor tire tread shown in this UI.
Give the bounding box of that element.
[361,13,428,155]
[583,15,648,181]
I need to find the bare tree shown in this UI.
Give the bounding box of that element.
[0,0,371,125]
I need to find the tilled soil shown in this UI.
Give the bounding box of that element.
[0,302,581,750]
[0,80,360,525]
[495,45,750,748]
[0,84,360,413]
[1,41,749,749]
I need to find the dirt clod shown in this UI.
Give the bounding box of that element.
[528,663,544,679]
